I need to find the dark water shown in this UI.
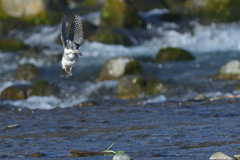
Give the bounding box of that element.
[1,98,240,159]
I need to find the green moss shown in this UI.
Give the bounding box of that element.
[100,0,142,28]
[155,47,194,63]
[0,38,28,52]
[28,80,56,97]
[202,0,240,22]
[146,78,165,95]
[124,60,142,75]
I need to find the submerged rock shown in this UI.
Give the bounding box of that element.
[91,27,133,46]
[100,0,143,28]
[30,152,44,157]
[0,38,28,52]
[14,64,38,81]
[113,153,133,160]
[27,80,56,97]
[116,75,145,99]
[218,60,240,80]
[116,75,166,99]
[155,47,194,63]
[97,57,141,81]
[146,78,166,96]
[0,85,30,100]
[209,152,235,160]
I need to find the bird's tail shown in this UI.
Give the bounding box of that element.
[60,69,67,77]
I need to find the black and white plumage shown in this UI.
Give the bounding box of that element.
[60,14,84,77]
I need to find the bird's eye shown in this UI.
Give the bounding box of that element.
[71,47,73,49]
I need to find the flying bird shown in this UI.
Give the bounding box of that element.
[60,14,84,77]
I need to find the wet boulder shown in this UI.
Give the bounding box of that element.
[0,38,28,52]
[209,152,235,160]
[100,0,143,28]
[167,0,240,23]
[116,75,145,99]
[14,64,38,81]
[91,27,133,46]
[116,76,165,99]
[201,0,240,22]
[27,80,56,97]
[146,78,166,96]
[155,47,194,63]
[131,0,168,11]
[1,0,45,18]
[19,48,40,61]
[218,60,240,80]
[97,57,142,81]
[1,85,30,100]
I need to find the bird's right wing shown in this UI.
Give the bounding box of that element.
[60,14,68,49]
[68,14,84,49]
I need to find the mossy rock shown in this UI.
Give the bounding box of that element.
[19,48,40,60]
[1,85,30,100]
[218,60,240,80]
[14,64,38,81]
[146,78,166,96]
[201,0,240,22]
[97,57,142,81]
[130,0,168,11]
[116,75,146,99]
[27,80,56,97]
[92,27,133,45]
[155,47,194,63]
[0,38,28,52]
[100,0,143,28]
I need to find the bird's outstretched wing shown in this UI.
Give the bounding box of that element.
[61,14,68,49]
[68,14,84,49]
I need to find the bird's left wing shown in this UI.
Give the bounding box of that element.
[68,14,84,49]
[61,14,68,49]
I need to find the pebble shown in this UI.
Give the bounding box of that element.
[113,153,133,160]
[209,152,236,160]
[30,152,44,157]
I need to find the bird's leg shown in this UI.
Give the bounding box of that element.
[69,66,72,76]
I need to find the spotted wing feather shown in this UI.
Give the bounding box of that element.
[60,14,68,49]
[68,14,84,49]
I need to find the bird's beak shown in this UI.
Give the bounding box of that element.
[75,50,83,56]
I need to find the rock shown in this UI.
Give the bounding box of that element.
[91,27,133,45]
[155,47,194,63]
[113,153,133,160]
[194,94,207,101]
[97,57,141,81]
[19,48,40,61]
[30,152,44,157]
[0,38,28,52]
[167,0,240,23]
[145,78,166,96]
[14,64,38,81]
[201,0,240,22]
[234,154,240,160]
[5,124,21,130]
[100,0,143,28]
[209,152,236,160]
[0,85,30,100]
[1,0,45,18]
[27,80,56,97]
[116,75,145,99]
[131,0,168,11]
[218,60,240,80]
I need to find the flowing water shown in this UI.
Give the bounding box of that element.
[1,9,240,159]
